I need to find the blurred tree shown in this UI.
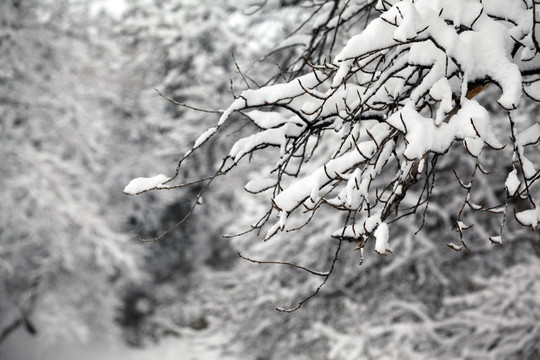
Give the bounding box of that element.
[0,0,145,345]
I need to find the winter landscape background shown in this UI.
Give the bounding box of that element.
[1,1,539,359]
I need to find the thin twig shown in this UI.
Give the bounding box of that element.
[238,252,329,277]
[154,88,222,114]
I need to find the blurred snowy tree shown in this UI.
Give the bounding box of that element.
[126,0,540,359]
[0,0,145,345]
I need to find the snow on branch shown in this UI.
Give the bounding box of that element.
[126,0,540,303]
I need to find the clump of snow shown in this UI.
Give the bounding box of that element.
[516,123,540,146]
[246,110,290,129]
[194,127,217,148]
[335,0,523,109]
[123,174,170,195]
[515,206,540,229]
[429,78,454,125]
[374,222,390,255]
[386,100,497,159]
[332,225,362,240]
[447,243,463,251]
[244,178,276,194]
[504,169,520,196]
[489,235,502,245]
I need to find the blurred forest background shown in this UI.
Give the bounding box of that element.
[1,0,539,359]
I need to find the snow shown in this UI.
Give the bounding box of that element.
[516,124,540,146]
[1,328,236,360]
[219,71,324,127]
[374,222,390,255]
[117,1,540,358]
[489,235,502,245]
[464,137,484,157]
[447,243,463,251]
[457,221,472,232]
[332,225,361,240]
[363,212,382,234]
[271,140,377,212]
[8,1,540,360]
[229,122,304,161]
[335,0,523,109]
[244,177,276,193]
[386,100,497,159]
[246,110,291,129]
[521,156,537,179]
[123,174,170,195]
[515,206,540,229]
[505,169,520,197]
[147,0,538,252]
[194,127,217,148]
[429,78,454,124]
[345,169,363,208]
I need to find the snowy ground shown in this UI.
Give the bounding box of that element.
[0,328,237,360]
